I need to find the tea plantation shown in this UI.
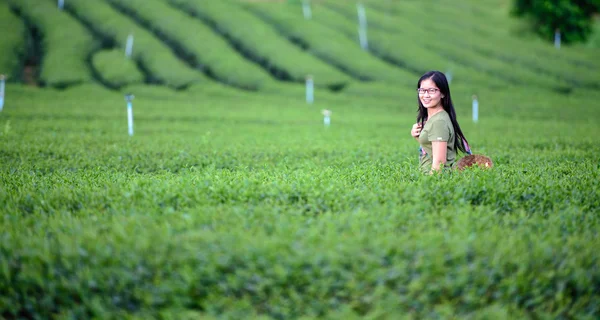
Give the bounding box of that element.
[1,0,599,319]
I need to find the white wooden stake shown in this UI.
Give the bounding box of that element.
[125,94,134,136]
[358,27,368,51]
[0,75,5,112]
[554,29,561,49]
[306,75,314,104]
[357,3,368,51]
[472,95,479,123]
[302,0,312,20]
[322,109,331,127]
[445,70,453,84]
[125,33,134,58]
[58,0,64,10]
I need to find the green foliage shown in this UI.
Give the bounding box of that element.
[105,0,275,91]
[8,0,96,87]
[367,0,600,70]
[166,0,352,88]
[0,84,599,318]
[406,0,600,89]
[1,0,600,318]
[92,49,144,89]
[4,0,598,94]
[315,1,509,89]
[367,0,600,90]
[0,3,26,81]
[512,0,600,44]
[325,0,577,92]
[588,17,600,48]
[64,0,205,88]
[240,2,417,85]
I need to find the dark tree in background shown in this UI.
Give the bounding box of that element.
[512,0,600,45]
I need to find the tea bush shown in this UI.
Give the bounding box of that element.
[8,0,95,87]
[321,0,570,92]
[105,0,275,91]
[240,2,417,84]
[167,0,352,88]
[64,0,204,88]
[388,0,599,89]
[92,49,144,89]
[0,3,26,81]
[316,1,508,89]
[0,0,599,318]
[1,84,599,318]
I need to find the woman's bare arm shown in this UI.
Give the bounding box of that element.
[431,141,447,172]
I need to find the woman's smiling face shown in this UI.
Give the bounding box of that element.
[418,78,443,109]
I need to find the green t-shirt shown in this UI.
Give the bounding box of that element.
[418,110,456,172]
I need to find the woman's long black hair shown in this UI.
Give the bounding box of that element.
[416,70,469,154]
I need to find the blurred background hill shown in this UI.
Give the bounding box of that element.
[1,0,599,100]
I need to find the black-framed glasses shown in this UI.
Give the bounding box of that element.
[417,88,440,95]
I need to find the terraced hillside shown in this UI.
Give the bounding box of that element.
[1,0,600,319]
[1,0,598,95]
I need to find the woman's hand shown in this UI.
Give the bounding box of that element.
[411,123,422,140]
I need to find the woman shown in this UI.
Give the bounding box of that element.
[410,71,470,173]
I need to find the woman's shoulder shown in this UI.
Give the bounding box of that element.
[437,110,453,124]
[429,110,451,124]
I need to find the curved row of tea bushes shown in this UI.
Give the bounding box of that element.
[394,0,600,90]
[91,49,144,89]
[166,0,352,88]
[432,0,600,71]
[63,0,204,88]
[0,3,26,81]
[306,3,509,89]
[322,1,571,93]
[8,0,95,87]
[105,0,274,91]
[240,2,417,85]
